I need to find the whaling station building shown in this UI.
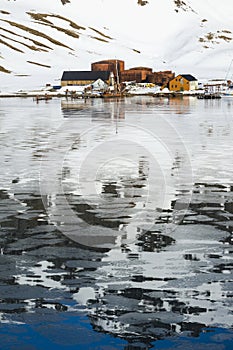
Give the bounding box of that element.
[61,70,115,87]
[61,59,175,87]
[61,59,198,91]
[168,74,198,91]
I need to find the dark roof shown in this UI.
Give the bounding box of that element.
[180,74,197,81]
[61,71,111,81]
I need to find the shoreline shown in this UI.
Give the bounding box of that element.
[0,92,222,99]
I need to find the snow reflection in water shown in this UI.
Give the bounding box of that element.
[0,97,232,348]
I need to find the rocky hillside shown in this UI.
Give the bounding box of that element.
[1,0,233,90]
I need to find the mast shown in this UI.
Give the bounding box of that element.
[115,59,120,92]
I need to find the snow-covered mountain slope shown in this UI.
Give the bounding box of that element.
[1,0,233,91]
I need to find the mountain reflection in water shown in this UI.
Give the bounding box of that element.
[0,97,232,349]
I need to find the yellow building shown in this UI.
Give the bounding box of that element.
[169,74,198,91]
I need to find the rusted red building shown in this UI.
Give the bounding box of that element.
[147,71,175,86]
[91,59,175,86]
[120,68,174,85]
[91,60,125,80]
[120,67,153,83]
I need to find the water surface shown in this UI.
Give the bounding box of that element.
[0,96,232,349]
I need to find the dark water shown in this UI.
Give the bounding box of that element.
[0,96,233,349]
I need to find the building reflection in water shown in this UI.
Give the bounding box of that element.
[61,98,126,121]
